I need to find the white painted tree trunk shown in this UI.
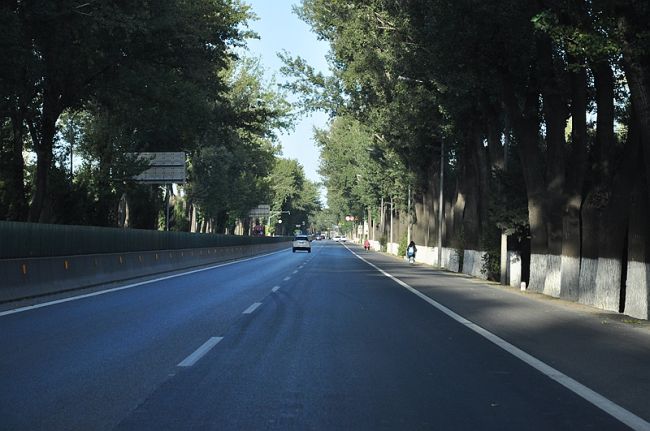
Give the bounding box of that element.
[625,261,650,319]
[442,248,460,272]
[559,255,581,301]
[543,254,562,297]
[529,254,548,292]
[594,257,622,312]
[578,258,598,306]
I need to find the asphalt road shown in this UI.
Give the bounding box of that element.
[1,241,649,430]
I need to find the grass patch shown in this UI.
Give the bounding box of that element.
[621,318,644,325]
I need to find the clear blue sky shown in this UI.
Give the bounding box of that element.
[241,1,331,189]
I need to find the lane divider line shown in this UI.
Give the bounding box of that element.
[177,337,223,367]
[292,270,298,274]
[283,276,291,281]
[243,302,262,314]
[272,286,280,293]
[0,248,291,318]
[346,245,650,431]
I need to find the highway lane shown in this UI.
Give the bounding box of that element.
[113,241,627,430]
[0,246,310,430]
[0,241,643,430]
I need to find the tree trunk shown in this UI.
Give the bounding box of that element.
[560,55,588,301]
[593,132,639,312]
[503,82,548,292]
[624,171,649,319]
[117,193,130,228]
[579,194,601,306]
[28,86,61,223]
[592,60,615,179]
[5,112,28,220]
[448,175,464,250]
[539,37,569,298]
[579,59,617,306]
[618,14,650,204]
[475,132,490,241]
[462,136,480,251]
[487,113,504,171]
[191,204,198,232]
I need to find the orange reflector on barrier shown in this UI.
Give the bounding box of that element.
[21,264,27,275]
[64,260,69,270]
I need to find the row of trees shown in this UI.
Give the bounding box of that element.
[284,0,650,317]
[1,1,321,233]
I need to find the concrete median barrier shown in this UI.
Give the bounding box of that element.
[0,242,289,303]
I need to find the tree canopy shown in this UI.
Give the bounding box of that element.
[284,0,650,316]
[1,0,320,234]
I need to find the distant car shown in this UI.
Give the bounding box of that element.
[292,235,311,253]
[339,236,347,243]
[333,235,341,242]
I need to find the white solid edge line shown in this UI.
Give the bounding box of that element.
[0,248,290,318]
[177,336,223,367]
[243,302,262,314]
[272,286,280,293]
[347,245,650,431]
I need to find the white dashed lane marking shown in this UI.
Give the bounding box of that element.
[177,337,223,367]
[243,302,262,314]
[272,286,280,293]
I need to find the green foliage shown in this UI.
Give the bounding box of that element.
[398,234,408,257]
[310,208,338,233]
[315,115,408,221]
[379,234,387,252]
[487,155,530,237]
[268,158,321,235]
[0,0,265,226]
[480,247,501,282]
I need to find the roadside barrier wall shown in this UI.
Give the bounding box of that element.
[0,221,290,302]
[0,242,289,303]
[462,250,488,280]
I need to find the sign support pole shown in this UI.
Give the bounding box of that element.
[166,184,171,231]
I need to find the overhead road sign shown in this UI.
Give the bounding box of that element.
[131,152,186,184]
[249,204,271,217]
